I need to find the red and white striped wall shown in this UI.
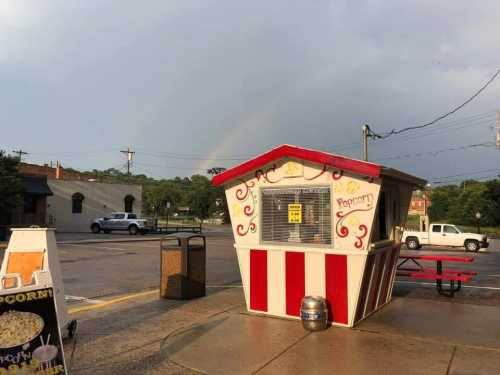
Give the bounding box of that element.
[236,246,399,327]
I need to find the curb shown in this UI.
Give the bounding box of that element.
[57,237,164,245]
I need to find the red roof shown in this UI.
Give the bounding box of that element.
[212,144,382,186]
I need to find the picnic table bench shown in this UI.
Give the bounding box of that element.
[396,254,477,297]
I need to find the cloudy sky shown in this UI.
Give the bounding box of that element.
[1,1,499,183]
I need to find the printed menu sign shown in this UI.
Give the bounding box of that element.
[0,288,67,375]
[288,204,302,224]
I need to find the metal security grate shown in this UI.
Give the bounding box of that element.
[262,187,331,245]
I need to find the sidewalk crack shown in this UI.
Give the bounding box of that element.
[252,331,311,375]
[445,346,457,375]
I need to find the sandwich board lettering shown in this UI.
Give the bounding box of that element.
[0,287,68,375]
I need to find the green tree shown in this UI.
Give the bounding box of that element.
[207,167,230,224]
[429,179,500,227]
[428,185,457,221]
[144,180,183,216]
[485,180,500,225]
[187,175,216,220]
[0,151,23,228]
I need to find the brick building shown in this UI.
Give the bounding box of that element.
[7,162,142,232]
[408,190,431,216]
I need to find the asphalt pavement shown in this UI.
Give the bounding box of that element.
[2,231,500,374]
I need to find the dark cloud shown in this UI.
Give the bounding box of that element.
[1,1,499,180]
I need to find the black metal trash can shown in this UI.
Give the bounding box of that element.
[160,233,206,299]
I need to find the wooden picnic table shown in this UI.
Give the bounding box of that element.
[397,254,477,297]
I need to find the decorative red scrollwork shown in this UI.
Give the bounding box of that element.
[332,170,343,180]
[235,180,255,201]
[236,221,256,236]
[335,211,349,238]
[243,205,254,216]
[255,164,280,183]
[304,165,327,181]
[354,224,368,249]
[335,208,372,239]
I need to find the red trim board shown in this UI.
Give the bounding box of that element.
[325,254,348,324]
[212,144,381,186]
[285,251,305,317]
[250,250,268,312]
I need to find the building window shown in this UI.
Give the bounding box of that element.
[24,195,38,214]
[124,195,135,213]
[72,193,84,214]
[261,187,331,245]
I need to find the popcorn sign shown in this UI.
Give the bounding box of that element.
[0,288,67,375]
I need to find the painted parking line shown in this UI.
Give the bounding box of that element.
[65,295,104,304]
[61,243,135,251]
[396,280,500,291]
[68,289,159,314]
[67,285,243,314]
[207,285,243,288]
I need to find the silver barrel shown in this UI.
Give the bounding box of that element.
[300,296,328,331]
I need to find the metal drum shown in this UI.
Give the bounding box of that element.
[300,296,328,331]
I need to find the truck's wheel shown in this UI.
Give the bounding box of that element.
[91,224,101,234]
[465,240,479,252]
[406,238,420,250]
[129,225,139,235]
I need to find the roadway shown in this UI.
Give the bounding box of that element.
[1,231,499,306]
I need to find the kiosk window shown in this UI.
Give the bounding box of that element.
[377,192,388,240]
[262,187,331,245]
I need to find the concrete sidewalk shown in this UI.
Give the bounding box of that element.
[65,287,500,375]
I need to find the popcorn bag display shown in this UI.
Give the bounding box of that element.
[0,228,71,375]
[0,288,67,375]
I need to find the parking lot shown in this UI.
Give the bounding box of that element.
[1,231,499,307]
[2,232,500,374]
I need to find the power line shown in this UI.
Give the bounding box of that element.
[133,161,208,172]
[367,70,500,140]
[429,167,500,183]
[432,173,500,185]
[375,141,496,162]
[374,112,495,142]
[12,149,28,161]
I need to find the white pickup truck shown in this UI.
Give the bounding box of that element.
[402,223,489,252]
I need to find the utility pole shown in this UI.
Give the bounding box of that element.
[120,148,135,176]
[12,149,28,162]
[496,111,500,149]
[362,124,369,161]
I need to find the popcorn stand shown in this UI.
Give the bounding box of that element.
[212,145,425,327]
[0,228,73,374]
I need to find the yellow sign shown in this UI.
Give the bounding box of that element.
[284,161,303,177]
[288,204,302,223]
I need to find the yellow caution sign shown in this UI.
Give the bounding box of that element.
[288,204,302,224]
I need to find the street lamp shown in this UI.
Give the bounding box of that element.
[423,183,432,217]
[475,211,481,234]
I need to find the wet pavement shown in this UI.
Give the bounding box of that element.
[64,286,500,375]
[2,231,500,373]
[51,236,500,308]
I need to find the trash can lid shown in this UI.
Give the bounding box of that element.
[162,233,205,240]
